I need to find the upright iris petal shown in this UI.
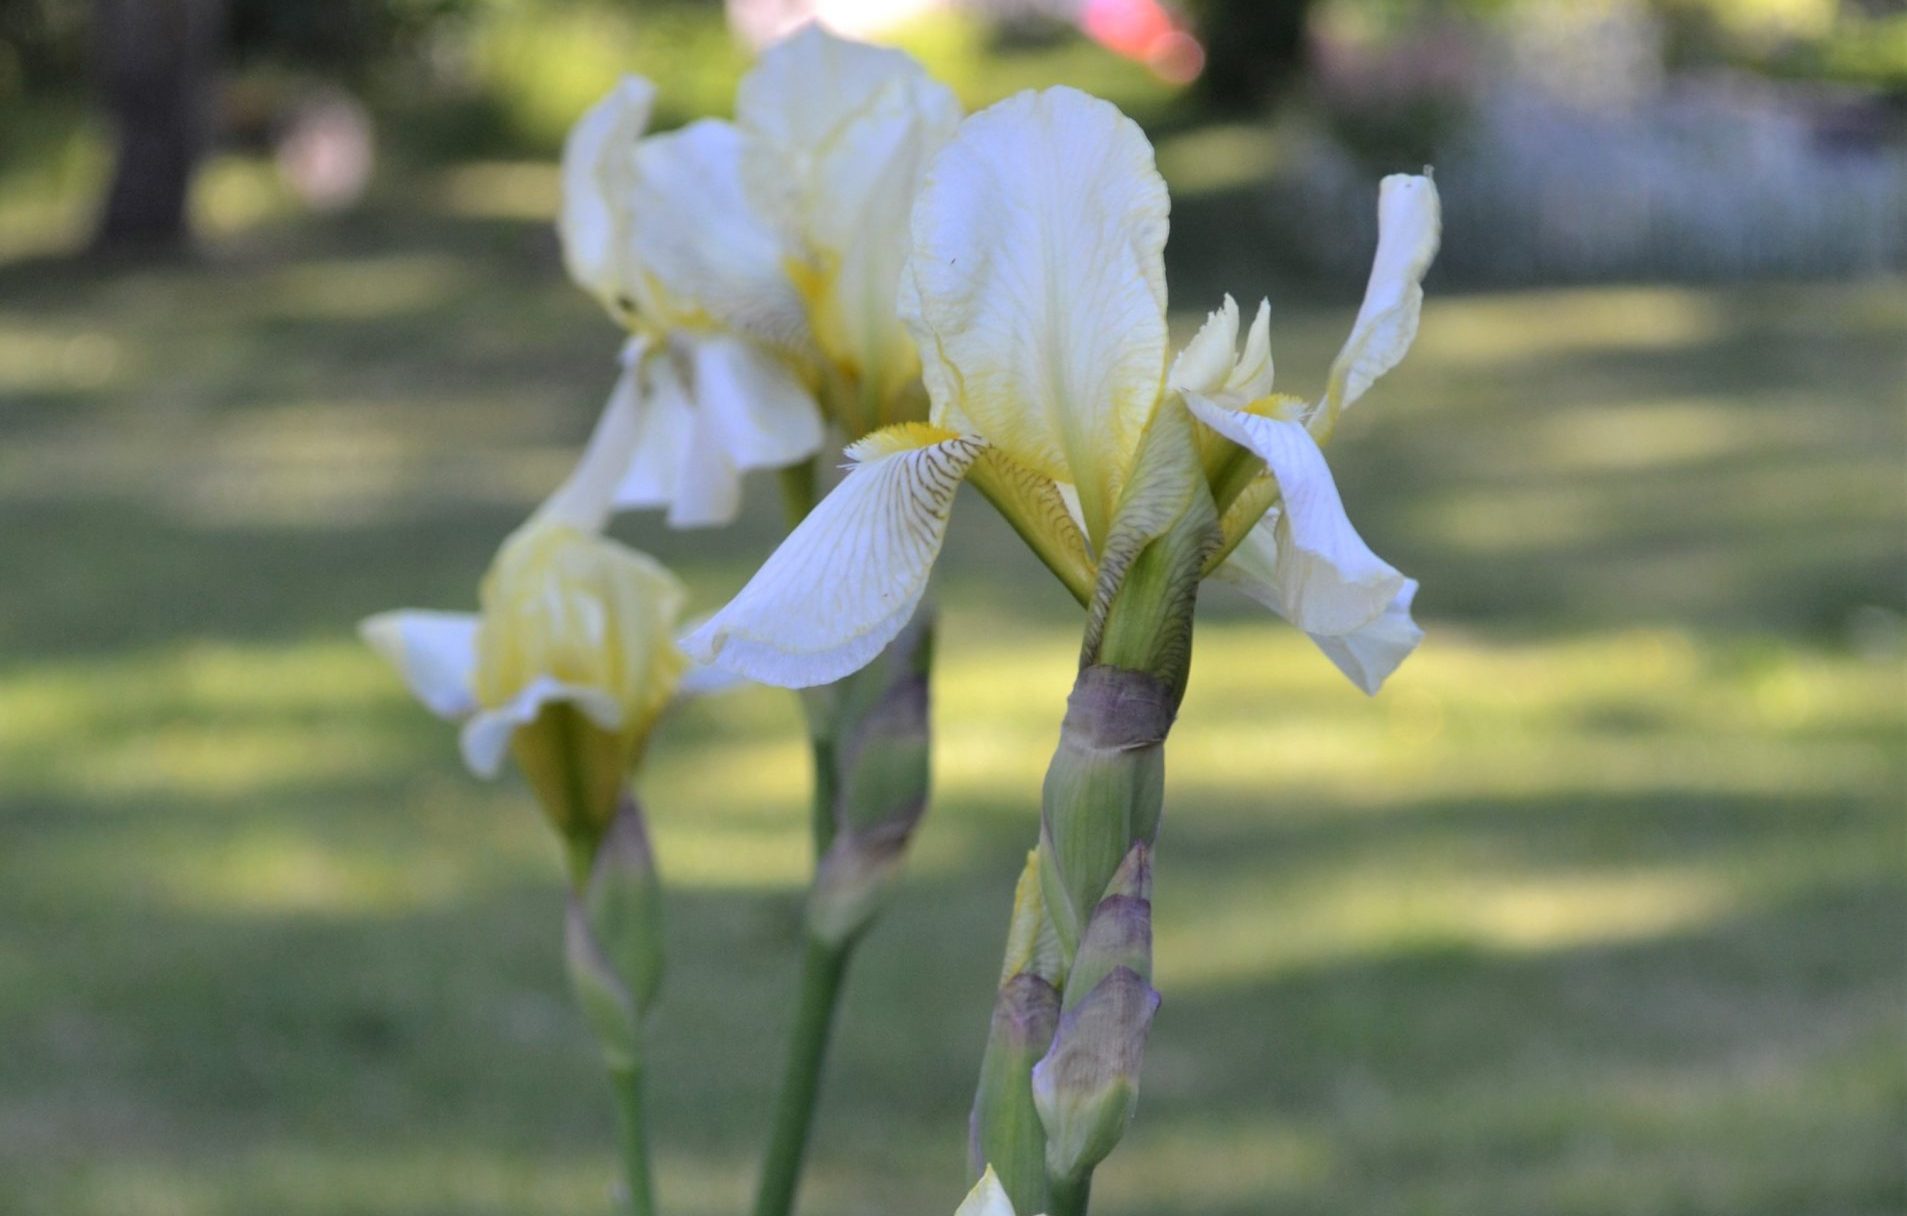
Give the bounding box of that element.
[623,119,813,354]
[1319,173,1442,432]
[559,75,655,321]
[738,26,961,429]
[900,86,1171,547]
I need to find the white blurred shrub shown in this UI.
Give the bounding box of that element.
[1279,0,1906,283]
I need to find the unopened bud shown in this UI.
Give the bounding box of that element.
[1063,845,1152,1013]
[831,613,932,840]
[806,820,911,947]
[970,973,1060,1211]
[1031,966,1160,1184]
[970,852,1064,1210]
[1000,850,1064,988]
[804,612,935,947]
[563,797,664,1069]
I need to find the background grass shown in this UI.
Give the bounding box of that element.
[1,78,1904,1216]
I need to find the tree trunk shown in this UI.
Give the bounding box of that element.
[91,0,225,253]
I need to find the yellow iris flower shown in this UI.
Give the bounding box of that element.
[361,379,713,842]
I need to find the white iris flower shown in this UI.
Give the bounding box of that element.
[685,87,1440,694]
[558,27,961,527]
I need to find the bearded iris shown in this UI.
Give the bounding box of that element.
[361,384,693,859]
[684,87,1439,694]
[684,85,1440,1213]
[558,30,971,1216]
[559,27,961,528]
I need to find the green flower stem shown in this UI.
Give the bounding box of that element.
[759,461,934,1215]
[752,937,852,1216]
[1048,1173,1092,1216]
[757,453,848,1216]
[806,726,839,861]
[610,1064,657,1216]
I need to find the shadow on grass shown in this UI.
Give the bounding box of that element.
[3,779,1899,1213]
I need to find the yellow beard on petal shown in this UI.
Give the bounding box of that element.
[845,421,964,461]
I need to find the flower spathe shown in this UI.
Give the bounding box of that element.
[362,378,694,843]
[556,27,962,528]
[687,86,1440,693]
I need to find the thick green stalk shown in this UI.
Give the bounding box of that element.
[1049,1174,1091,1216]
[610,1065,658,1216]
[806,725,839,860]
[977,403,1219,1210]
[752,938,851,1216]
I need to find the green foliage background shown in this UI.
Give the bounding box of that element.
[0,2,1901,1213]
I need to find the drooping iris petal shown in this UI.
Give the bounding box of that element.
[900,86,1170,546]
[1322,173,1441,423]
[558,75,655,319]
[683,425,985,687]
[1214,514,1423,693]
[672,616,752,698]
[738,25,961,422]
[359,610,481,720]
[1169,293,1272,406]
[1313,579,1423,694]
[1185,393,1405,636]
[605,336,816,529]
[626,119,811,353]
[689,335,824,471]
[666,408,745,529]
[459,677,625,778]
[612,342,696,514]
[538,340,655,533]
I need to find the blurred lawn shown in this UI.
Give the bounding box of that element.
[1,126,1904,1215]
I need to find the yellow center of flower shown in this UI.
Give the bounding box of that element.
[473,522,687,736]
